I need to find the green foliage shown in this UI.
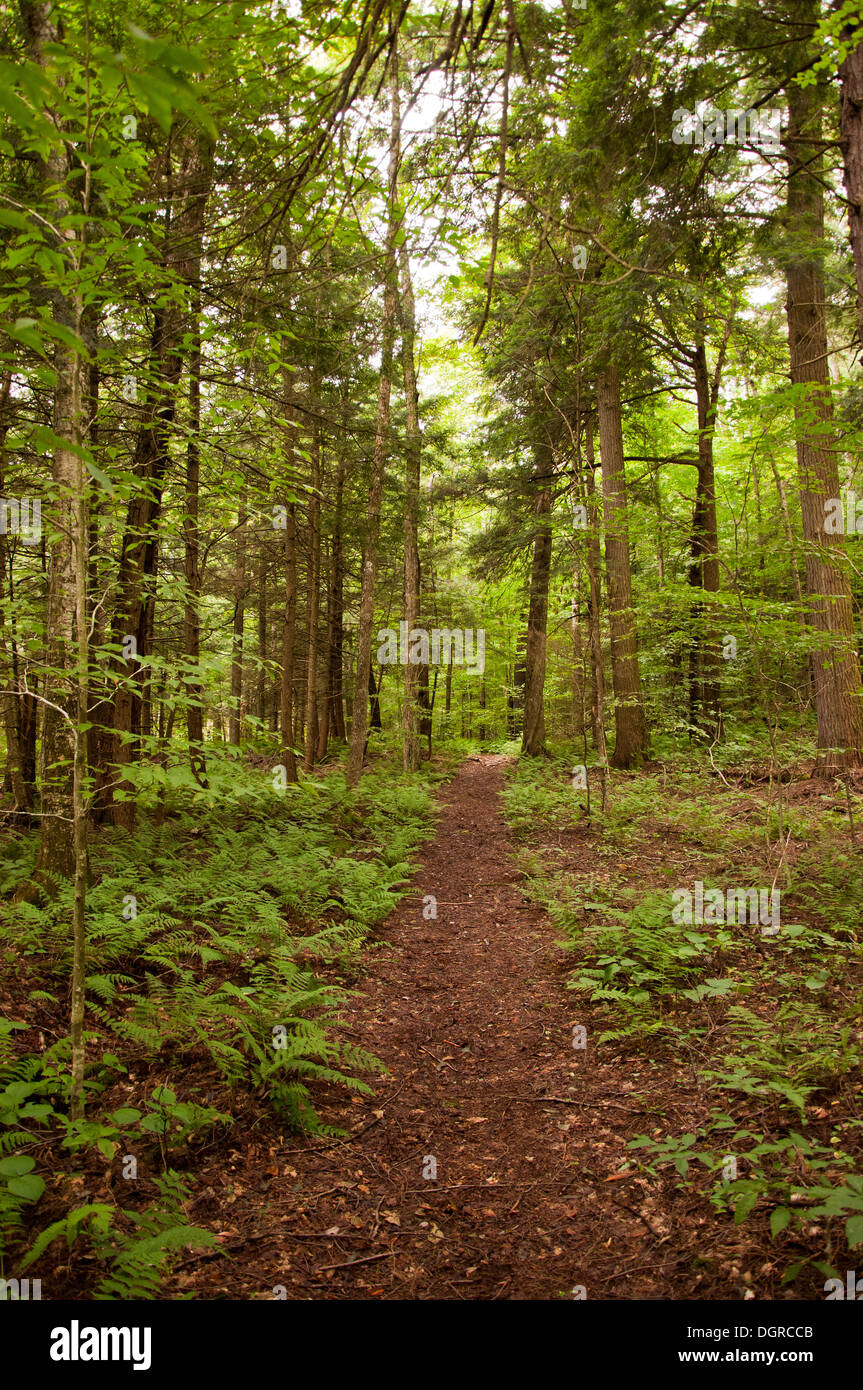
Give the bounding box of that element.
[704,1003,862,1117]
[0,757,434,1284]
[563,892,736,1044]
[20,1171,216,1300]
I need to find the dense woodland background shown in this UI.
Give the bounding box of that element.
[1,0,863,1303]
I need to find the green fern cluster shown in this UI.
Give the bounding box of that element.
[20,1171,215,1300]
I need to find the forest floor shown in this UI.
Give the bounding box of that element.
[6,747,858,1300]
[177,751,837,1302]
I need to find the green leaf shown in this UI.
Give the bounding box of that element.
[0,1154,35,1177]
[85,458,116,494]
[846,1215,863,1248]
[770,1206,791,1238]
[7,1173,45,1201]
[733,1190,758,1224]
[0,208,32,231]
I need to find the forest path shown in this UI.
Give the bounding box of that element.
[194,754,661,1300]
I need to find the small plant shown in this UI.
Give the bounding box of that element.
[20,1171,216,1299]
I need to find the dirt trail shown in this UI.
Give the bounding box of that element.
[192,754,668,1300]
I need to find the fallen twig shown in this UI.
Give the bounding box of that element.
[315,1251,395,1273]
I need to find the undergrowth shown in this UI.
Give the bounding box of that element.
[503,745,863,1292]
[0,754,435,1297]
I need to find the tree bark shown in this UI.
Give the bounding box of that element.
[346,51,400,785]
[400,238,422,772]
[840,35,863,349]
[596,364,648,768]
[689,305,722,737]
[229,483,248,745]
[107,129,214,826]
[279,368,299,783]
[784,74,863,771]
[329,455,347,741]
[21,0,86,885]
[521,440,554,756]
[184,282,207,782]
[584,425,608,763]
[304,419,321,771]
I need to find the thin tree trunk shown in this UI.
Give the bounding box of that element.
[23,0,85,885]
[584,425,608,763]
[330,455,347,741]
[279,368,299,783]
[185,284,206,782]
[596,364,648,768]
[369,664,383,729]
[346,51,400,785]
[107,129,214,827]
[0,371,32,813]
[257,546,268,724]
[521,440,554,756]
[304,419,321,771]
[229,483,248,745]
[840,33,863,349]
[690,308,722,737]
[316,538,332,761]
[399,237,422,771]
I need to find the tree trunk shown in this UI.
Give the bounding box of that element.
[346,51,400,785]
[689,308,722,737]
[304,419,321,771]
[279,368,299,783]
[185,283,207,782]
[400,238,422,772]
[108,129,214,826]
[584,425,608,763]
[596,364,648,768]
[521,441,554,756]
[23,0,86,885]
[784,73,863,770]
[368,663,383,730]
[840,34,863,349]
[0,372,33,814]
[329,455,347,741]
[257,546,268,724]
[229,484,248,745]
[316,538,332,761]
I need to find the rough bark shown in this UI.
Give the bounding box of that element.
[689,305,722,737]
[584,426,607,763]
[184,282,206,782]
[521,441,554,756]
[229,484,248,746]
[840,35,863,349]
[304,420,321,771]
[0,371,33,813]
[346,52,400,785]
[329,455,347,741]
[21,0,86,885]
[596,364,648,768]
[784,75,863,770]
[400,238,422,771]
[279,369,299,783]
[108,129,214,826]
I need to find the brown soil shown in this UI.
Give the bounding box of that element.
[180,753,704,1300]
